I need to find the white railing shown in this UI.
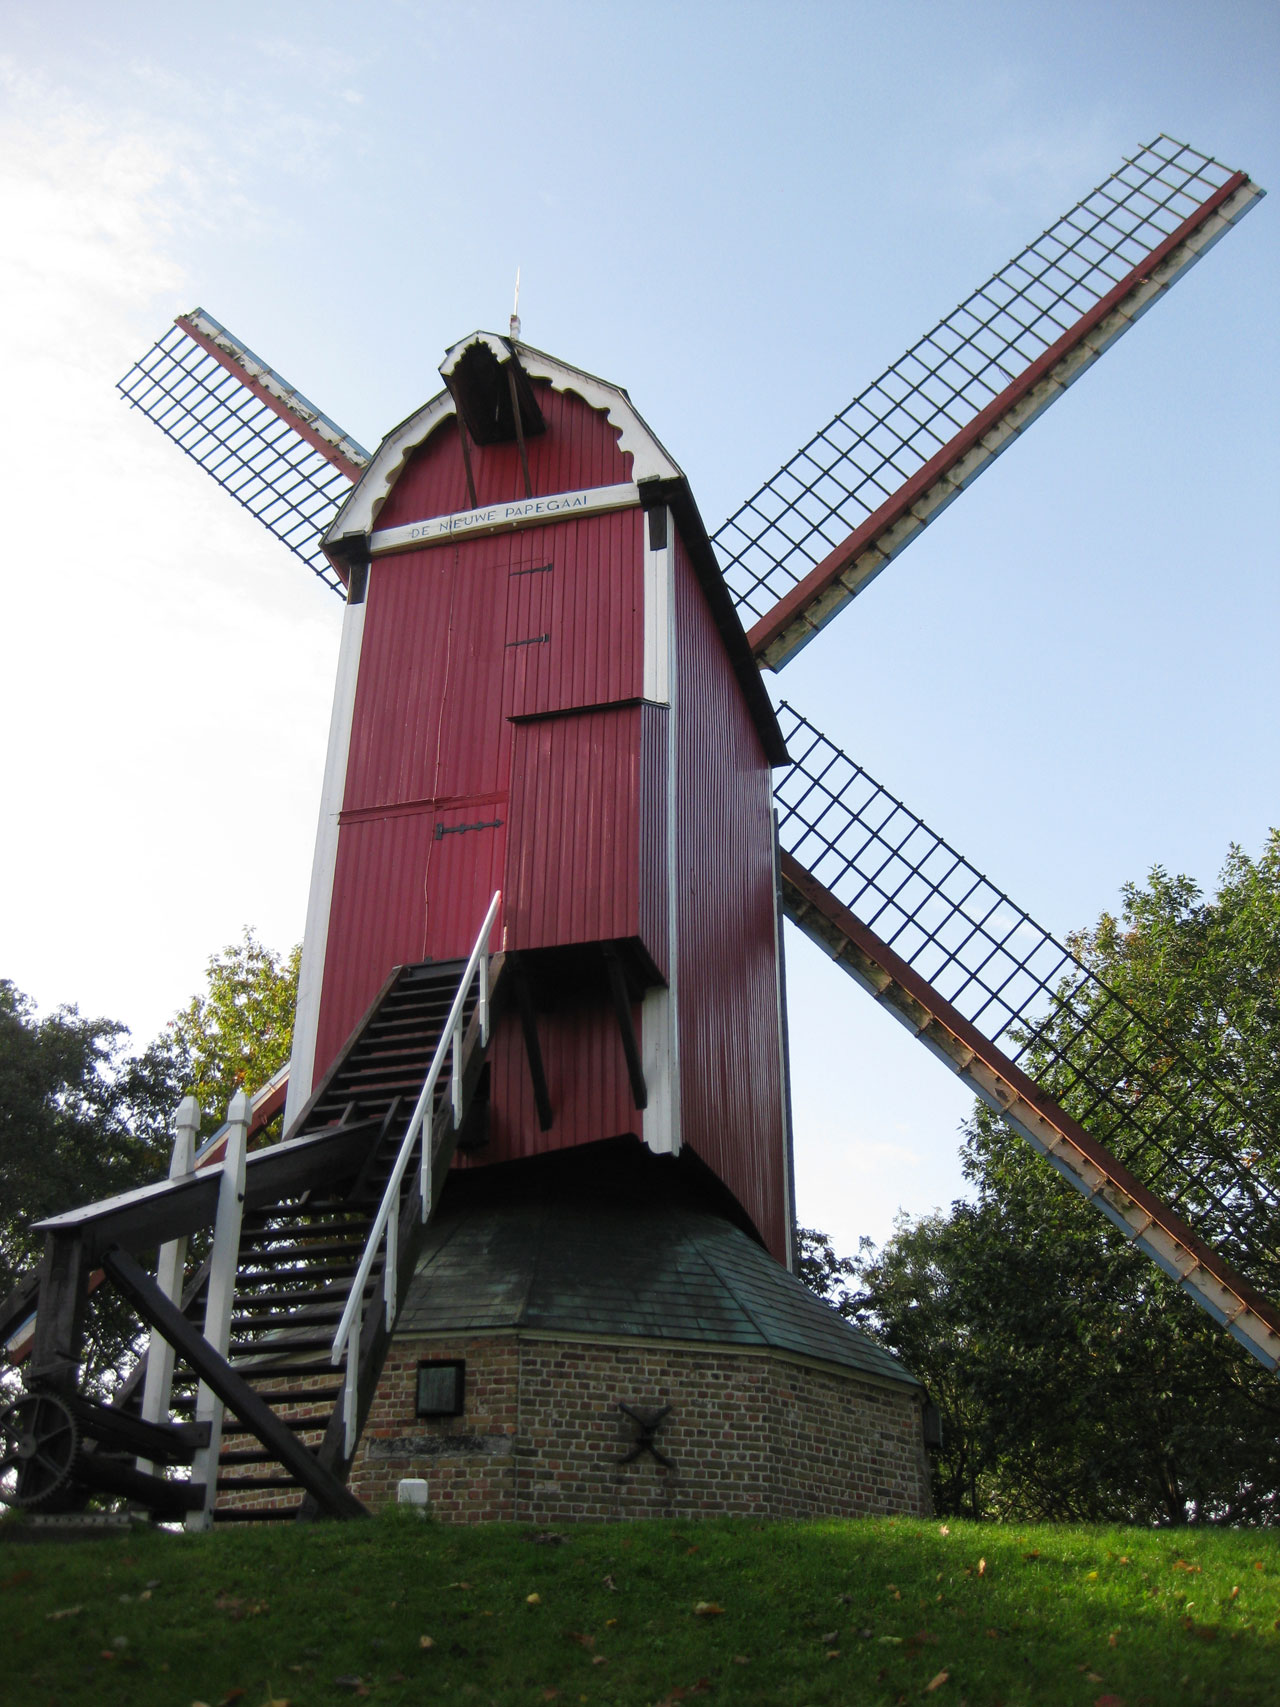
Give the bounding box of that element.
[331,891,501,1454]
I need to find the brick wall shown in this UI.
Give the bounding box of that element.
[348,1331,931,1522]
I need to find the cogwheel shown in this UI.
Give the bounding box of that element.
[0,1391,80,1507]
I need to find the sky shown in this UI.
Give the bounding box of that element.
[1,0,1277,1261]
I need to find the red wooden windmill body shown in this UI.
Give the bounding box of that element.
[287,334,794,1262]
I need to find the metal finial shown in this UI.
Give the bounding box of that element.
[509,267,521,340]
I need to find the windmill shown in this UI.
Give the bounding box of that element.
[2,136,1274,1528]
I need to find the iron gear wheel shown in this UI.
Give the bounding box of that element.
[0,1392,80,1507]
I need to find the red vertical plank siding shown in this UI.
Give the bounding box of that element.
[506,707,639,951]
[671,533,788,1261]
[372,386,632,531]
[313,380,655,1172]
[505,510,644,718]
[482,1001,638,1164]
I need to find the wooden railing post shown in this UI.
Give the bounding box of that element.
[137,1095,200,1476]
[186,1089,248,1532]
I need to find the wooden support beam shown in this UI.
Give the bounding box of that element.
[509,956,553,1131]
[603,944,647,1111]
[29,1233,88,1395]
[100,1246,368,1521]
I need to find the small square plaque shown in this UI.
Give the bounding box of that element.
[416,1359,465,1417]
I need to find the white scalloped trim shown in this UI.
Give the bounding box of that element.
[323,334,681,550]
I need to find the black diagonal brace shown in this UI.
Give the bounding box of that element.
[603,945,647,1111]
[100,1246,367,1521]
[509,955,553,1131]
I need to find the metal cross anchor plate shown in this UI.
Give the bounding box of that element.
[617,1402,673,1468]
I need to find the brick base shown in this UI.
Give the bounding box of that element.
[349,1331,932,1522]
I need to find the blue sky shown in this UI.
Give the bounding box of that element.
[1,0,1276,1255]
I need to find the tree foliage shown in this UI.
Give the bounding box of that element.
[1,932,298,1390]
[156,929,300,1139]
[803,834,1280,1525]
[0,982,169,1298]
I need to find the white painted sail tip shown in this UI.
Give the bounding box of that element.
[510,266,521,340]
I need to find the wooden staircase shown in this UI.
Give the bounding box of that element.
[208,958,484,1522]
[3,920,504,1525]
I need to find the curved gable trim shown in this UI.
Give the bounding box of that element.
[324,334,682,558]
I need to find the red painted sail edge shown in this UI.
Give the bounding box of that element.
[747,170,1250,664]
[779,849,1280,1343]
[175,314,366,482]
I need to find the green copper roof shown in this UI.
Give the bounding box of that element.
[397,1165,918,1391]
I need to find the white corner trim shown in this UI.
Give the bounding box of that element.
[642,534,680,1158]
[513,340,682,484]
[323,334,682,553]
[284,593,368,1132]
[642,507,672,705]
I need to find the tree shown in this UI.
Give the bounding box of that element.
[0,931,298,1389]
[150,929,300,1140]
[0,982,169,1298]
[804,834,1280,1525]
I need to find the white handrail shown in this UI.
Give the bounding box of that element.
[331,891,501,1453]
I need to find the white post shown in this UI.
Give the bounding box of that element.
[186,1089,249,1532]
[478,950,490,1046]
[137,1095,200,1477]
[451,1019,464,1128]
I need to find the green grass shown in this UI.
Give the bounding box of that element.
[0,1511,1275,1706]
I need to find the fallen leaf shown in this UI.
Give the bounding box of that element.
[820,1630,840,1644]
[448,1581,473,1590]
[693,1602,724,1617]
[825,1649,841,1660]
[46,1606,83,1620]
[605,1617,618,1627]
[924,1671,949,1693]
[1171,1559,1201,1574]
[540,1692,560,1701]
[1087,1570,1099,1581]
[1108,1632,1119,1647]
[602,1573,617,1591]
[984,1627,1000,1639]
[1230,1585,1240,1600]
[686,1545,700,1554]
[419,1635,434,1649]
[977,1558,987,1578]
[878,1635,903,1645]
[938,1524,950,1536]
[1085,1671,1104,1683]
[139,1589,152,1601]
[591,1655,608,1666]
[1023,1551,1040,1562]
[1253,1560,1264,1571]
[526,1593,542,1605]
[568,1631,596,1650]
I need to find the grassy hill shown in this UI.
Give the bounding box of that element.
[1,1511,1274,1705]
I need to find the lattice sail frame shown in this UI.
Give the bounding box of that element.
[118,310,370,596]
[774,703,1279,1303]
[716,137,1261,660]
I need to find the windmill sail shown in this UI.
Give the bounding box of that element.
[717,138,1264,670]
[774,702,1280,1374]
[118,309,370,595]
